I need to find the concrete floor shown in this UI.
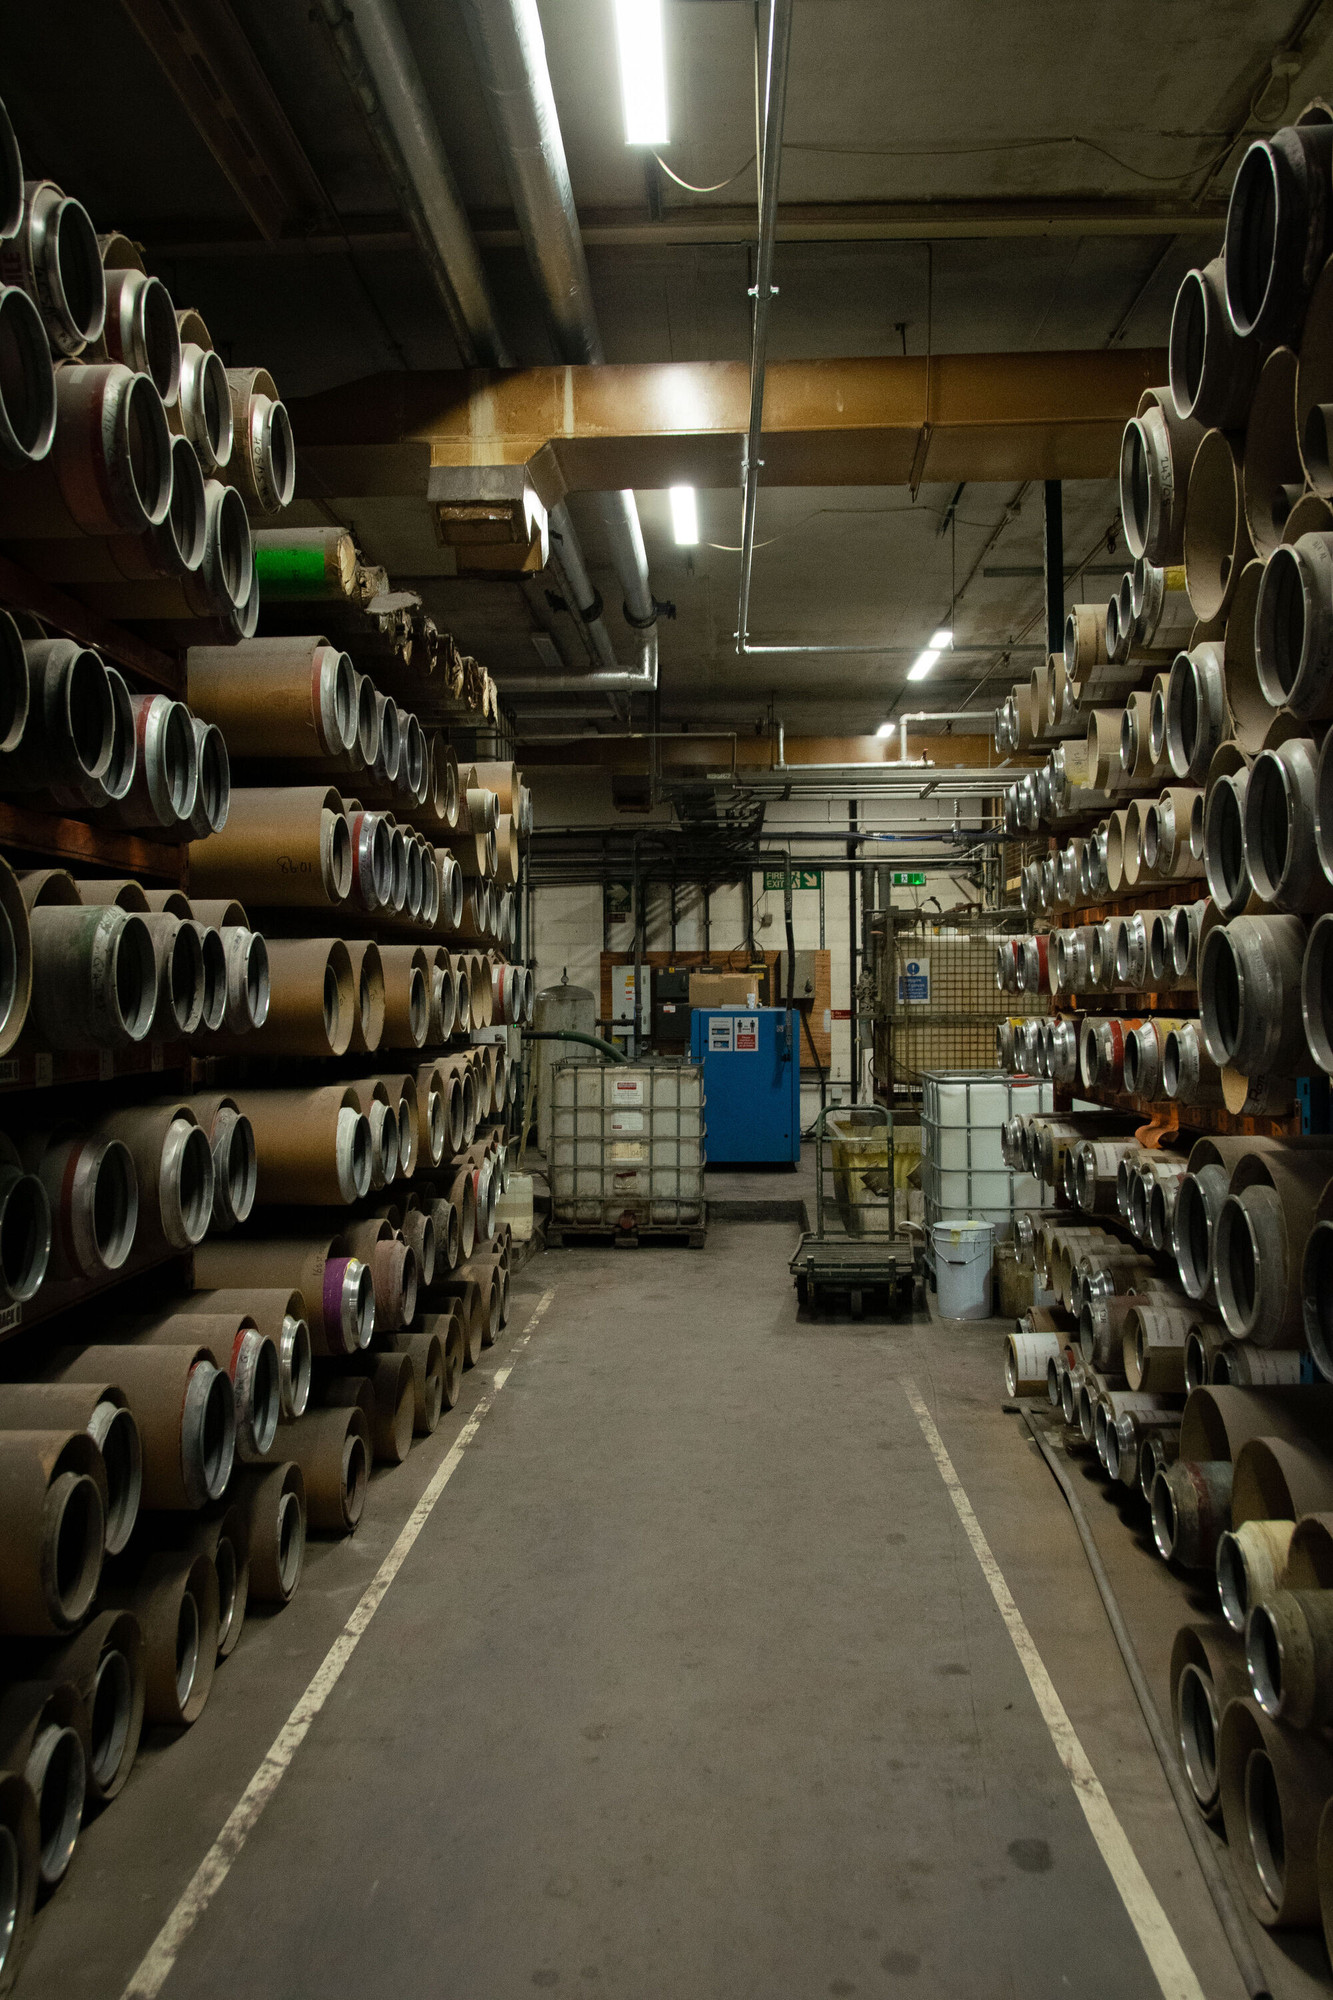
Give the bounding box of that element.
[15,1213,1331,2000]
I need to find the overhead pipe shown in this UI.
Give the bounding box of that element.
[457,0,658,634]
[311,0,643,694]
[314,0,506,365]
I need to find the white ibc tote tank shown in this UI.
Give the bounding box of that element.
[533,972,596,1155]
[920,1070,1051,1237]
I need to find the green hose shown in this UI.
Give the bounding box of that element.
[521,1029,629,1063]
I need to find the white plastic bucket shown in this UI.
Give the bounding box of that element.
[933,1219,995,1320]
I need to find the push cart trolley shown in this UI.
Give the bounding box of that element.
[789,1104,921,1318]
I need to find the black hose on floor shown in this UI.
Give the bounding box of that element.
[1019,1411,1271,2000]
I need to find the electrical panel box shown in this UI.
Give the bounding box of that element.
[773,951,817,1003]
[652,967,692,1051]
[689,1007,800,1165]
[610,964,651,1056]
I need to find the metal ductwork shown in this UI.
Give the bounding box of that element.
[458,0,659,689]
[317,0,639,689]
[315,0,508,366]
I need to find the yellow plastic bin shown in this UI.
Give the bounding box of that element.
[826,1108,892,1237]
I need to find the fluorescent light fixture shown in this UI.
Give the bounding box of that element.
[669,485,698,545]
[614,0,669,145]
[931,627,953,648]
[906,647,942,682]
[875,721,895,738]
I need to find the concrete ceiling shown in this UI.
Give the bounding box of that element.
[2,0,1331,734]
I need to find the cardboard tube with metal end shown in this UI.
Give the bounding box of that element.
[395,1077,419,1180]
[227,1084,372,1205]
[1215,1516,1295,1633]
[187,637,356,759]
[389,1329,444,1435]
[436,1276,485,1367]
[343,1077,396,1191]
[9,1609,145,1807]
[193,1236,373,1355]
[244,937,356,1059]
[101,1550,218,1727]
[395,1201,434,1287]
[0,1680,88,1895]
[341,1218,417,1333]
[0,854,32,1057]
[124,1312,279,1463]
[1169,1620,1248,1823]
[415,1063,446,1167]
[1151,1458,1232,1568]
[0,1382,140,1556]
[230,1461,305,1604]
[377,944,430,1049]
[188,786,351,907]
[345,940,385,1054]
[93,1103,214,1251]
[50,1344,234,1512]
[25,905,156,1047]
[184,1093,257,1232]
[261,1404,369,1533]
[0,1767,38,1992]
[179,1288,310,1420]
[25,1129,137,1280]
[344,1350,414,1464]
[457,1257,502,1348]
[1243,347,1306,557]
[1179,1383,1333,1462]
[420,1308,463,1409]
[151,1501,250,1663]
[1218,1693,1333,1926]
[0,1430,106,1635]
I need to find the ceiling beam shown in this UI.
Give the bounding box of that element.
[136,194,1225,260]
[288,348,1164,503]
[118,0,330,241]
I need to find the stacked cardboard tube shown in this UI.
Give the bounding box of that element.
[0,82,529,1991]
[997,105,1333,1124]
[1008,1091,1333,1959]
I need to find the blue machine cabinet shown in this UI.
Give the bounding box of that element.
[689,1007,800,1164]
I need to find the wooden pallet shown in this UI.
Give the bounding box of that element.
[547,1219,706,1250]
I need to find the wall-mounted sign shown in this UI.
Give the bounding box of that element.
[762,868,822,890]
[892,871,927,886]
[898,957,931,1003]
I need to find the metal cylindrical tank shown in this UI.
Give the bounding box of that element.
[534,974,596,1155]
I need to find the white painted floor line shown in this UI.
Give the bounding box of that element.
[901,1379,1206,2000]
[120,1285,559,2000]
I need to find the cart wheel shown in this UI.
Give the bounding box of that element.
[914,1275,927,1311]
[796,1274,809,1312]
[850,1287,864,1320]
[809,1284,823,1318]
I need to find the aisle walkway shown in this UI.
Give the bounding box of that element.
[20,1223,1272,2000]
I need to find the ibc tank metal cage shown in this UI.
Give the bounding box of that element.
[920,1070,1052,1245]
[874,911,1044,1113]
[549,1057,705,1231]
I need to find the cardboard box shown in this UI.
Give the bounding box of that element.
[689,973,759,1010]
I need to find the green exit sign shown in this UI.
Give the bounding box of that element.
[763,868,822,890]
[893,871,927,886]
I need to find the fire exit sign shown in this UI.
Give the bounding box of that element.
[892,871,927,886]
[763,868,822,890]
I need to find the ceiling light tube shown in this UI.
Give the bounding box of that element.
[906,647,942,682]
[614,0,669,146]
[669,485,698,545]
